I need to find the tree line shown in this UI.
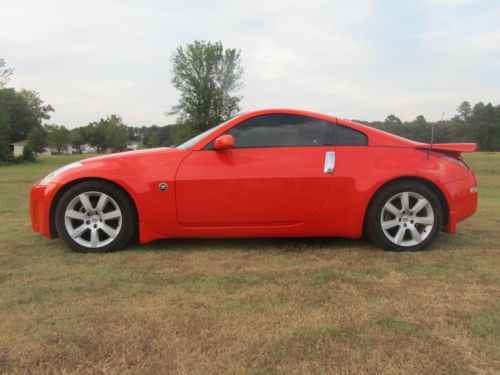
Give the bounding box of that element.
[1,42,500,164]
[0,58,135,161]
[354,101,500,151]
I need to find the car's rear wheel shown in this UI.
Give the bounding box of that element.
[55,181,136,253]
[366,181,443,251]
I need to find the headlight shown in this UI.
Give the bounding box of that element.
[38,162,83,186]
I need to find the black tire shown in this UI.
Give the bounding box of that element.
[365,181,443,252]
[55,180,136,253]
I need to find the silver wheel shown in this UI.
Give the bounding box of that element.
[64,191,122,249]
[380,191,434,247]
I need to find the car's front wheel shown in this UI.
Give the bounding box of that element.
[366,181,443,251]
[55,181,136,253]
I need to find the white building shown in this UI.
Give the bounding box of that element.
[11,140,53,156]
[80,144,97,153]
[11,140,28,157]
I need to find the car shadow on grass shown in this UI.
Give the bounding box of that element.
[135,236,376,254]
[129,231,477,255]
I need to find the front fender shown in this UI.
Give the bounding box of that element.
[37,149,190,241]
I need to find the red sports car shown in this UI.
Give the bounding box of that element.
[30,109,478,252]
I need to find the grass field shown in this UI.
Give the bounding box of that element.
[0,153,499,374]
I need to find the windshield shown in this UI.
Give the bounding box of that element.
[176,115,242,150]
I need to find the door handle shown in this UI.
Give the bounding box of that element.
[324,151,336,174]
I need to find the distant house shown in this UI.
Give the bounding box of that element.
[126,141,141,151]
[11,140,52,157]
[11,140,28,157]
[80,144,97,153]
[50,145,73,155]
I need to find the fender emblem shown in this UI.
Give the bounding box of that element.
[159,182,168,192]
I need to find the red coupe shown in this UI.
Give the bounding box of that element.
[30,109,478,252]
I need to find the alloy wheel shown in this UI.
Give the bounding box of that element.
[380,191,434,247]
[64,191,122,249]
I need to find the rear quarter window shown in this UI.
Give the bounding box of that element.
[335,124,368,146]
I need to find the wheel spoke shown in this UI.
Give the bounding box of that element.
[79,194,94,212]
[90,228,99,248]
[401,192,410,212]
[69,224,87,239]
[411,199,428,215]
[101,224,118,238]
[382,219,399,230]
[385,203,401,216]
[101,210,121,221]
[394,226,406,245]
[96,195,109,213]
[414,216,434,225]
[65,209,87,220]
[408,226,422,242]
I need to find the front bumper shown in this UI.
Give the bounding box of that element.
[30,182,60,239]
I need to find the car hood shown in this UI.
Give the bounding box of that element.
[80,147,178,163]
[47,147,188,186]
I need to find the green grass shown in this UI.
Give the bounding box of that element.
[0,153,499,374]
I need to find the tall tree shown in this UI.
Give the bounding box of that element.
[46,124,70,154]
[81,114,127,152]
[20,89,54,124]
[169,40,243,144]
[0,59,14,88]
[456,101,472,121]
[104,115,128,151]
[0,88,53,142]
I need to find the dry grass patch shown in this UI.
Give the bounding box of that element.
[0,153,499,374]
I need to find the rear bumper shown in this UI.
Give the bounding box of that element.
[30,183,60,239]
[443,175,478,233]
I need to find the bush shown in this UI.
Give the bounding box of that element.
[28,127,47,153]
[22,144,35,161]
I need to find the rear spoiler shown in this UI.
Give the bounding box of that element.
[417,143,477,153]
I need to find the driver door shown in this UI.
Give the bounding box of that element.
[175,114,336,227]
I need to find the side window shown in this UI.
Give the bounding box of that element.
[335,124,368,146]
[226,114,335,148]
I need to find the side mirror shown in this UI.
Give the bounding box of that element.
[214,134,235,150]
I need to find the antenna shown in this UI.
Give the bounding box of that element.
[426,112,444,160]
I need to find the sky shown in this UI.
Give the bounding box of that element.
[1,0,499,128]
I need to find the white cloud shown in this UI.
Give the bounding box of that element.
[417,0,489,9]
